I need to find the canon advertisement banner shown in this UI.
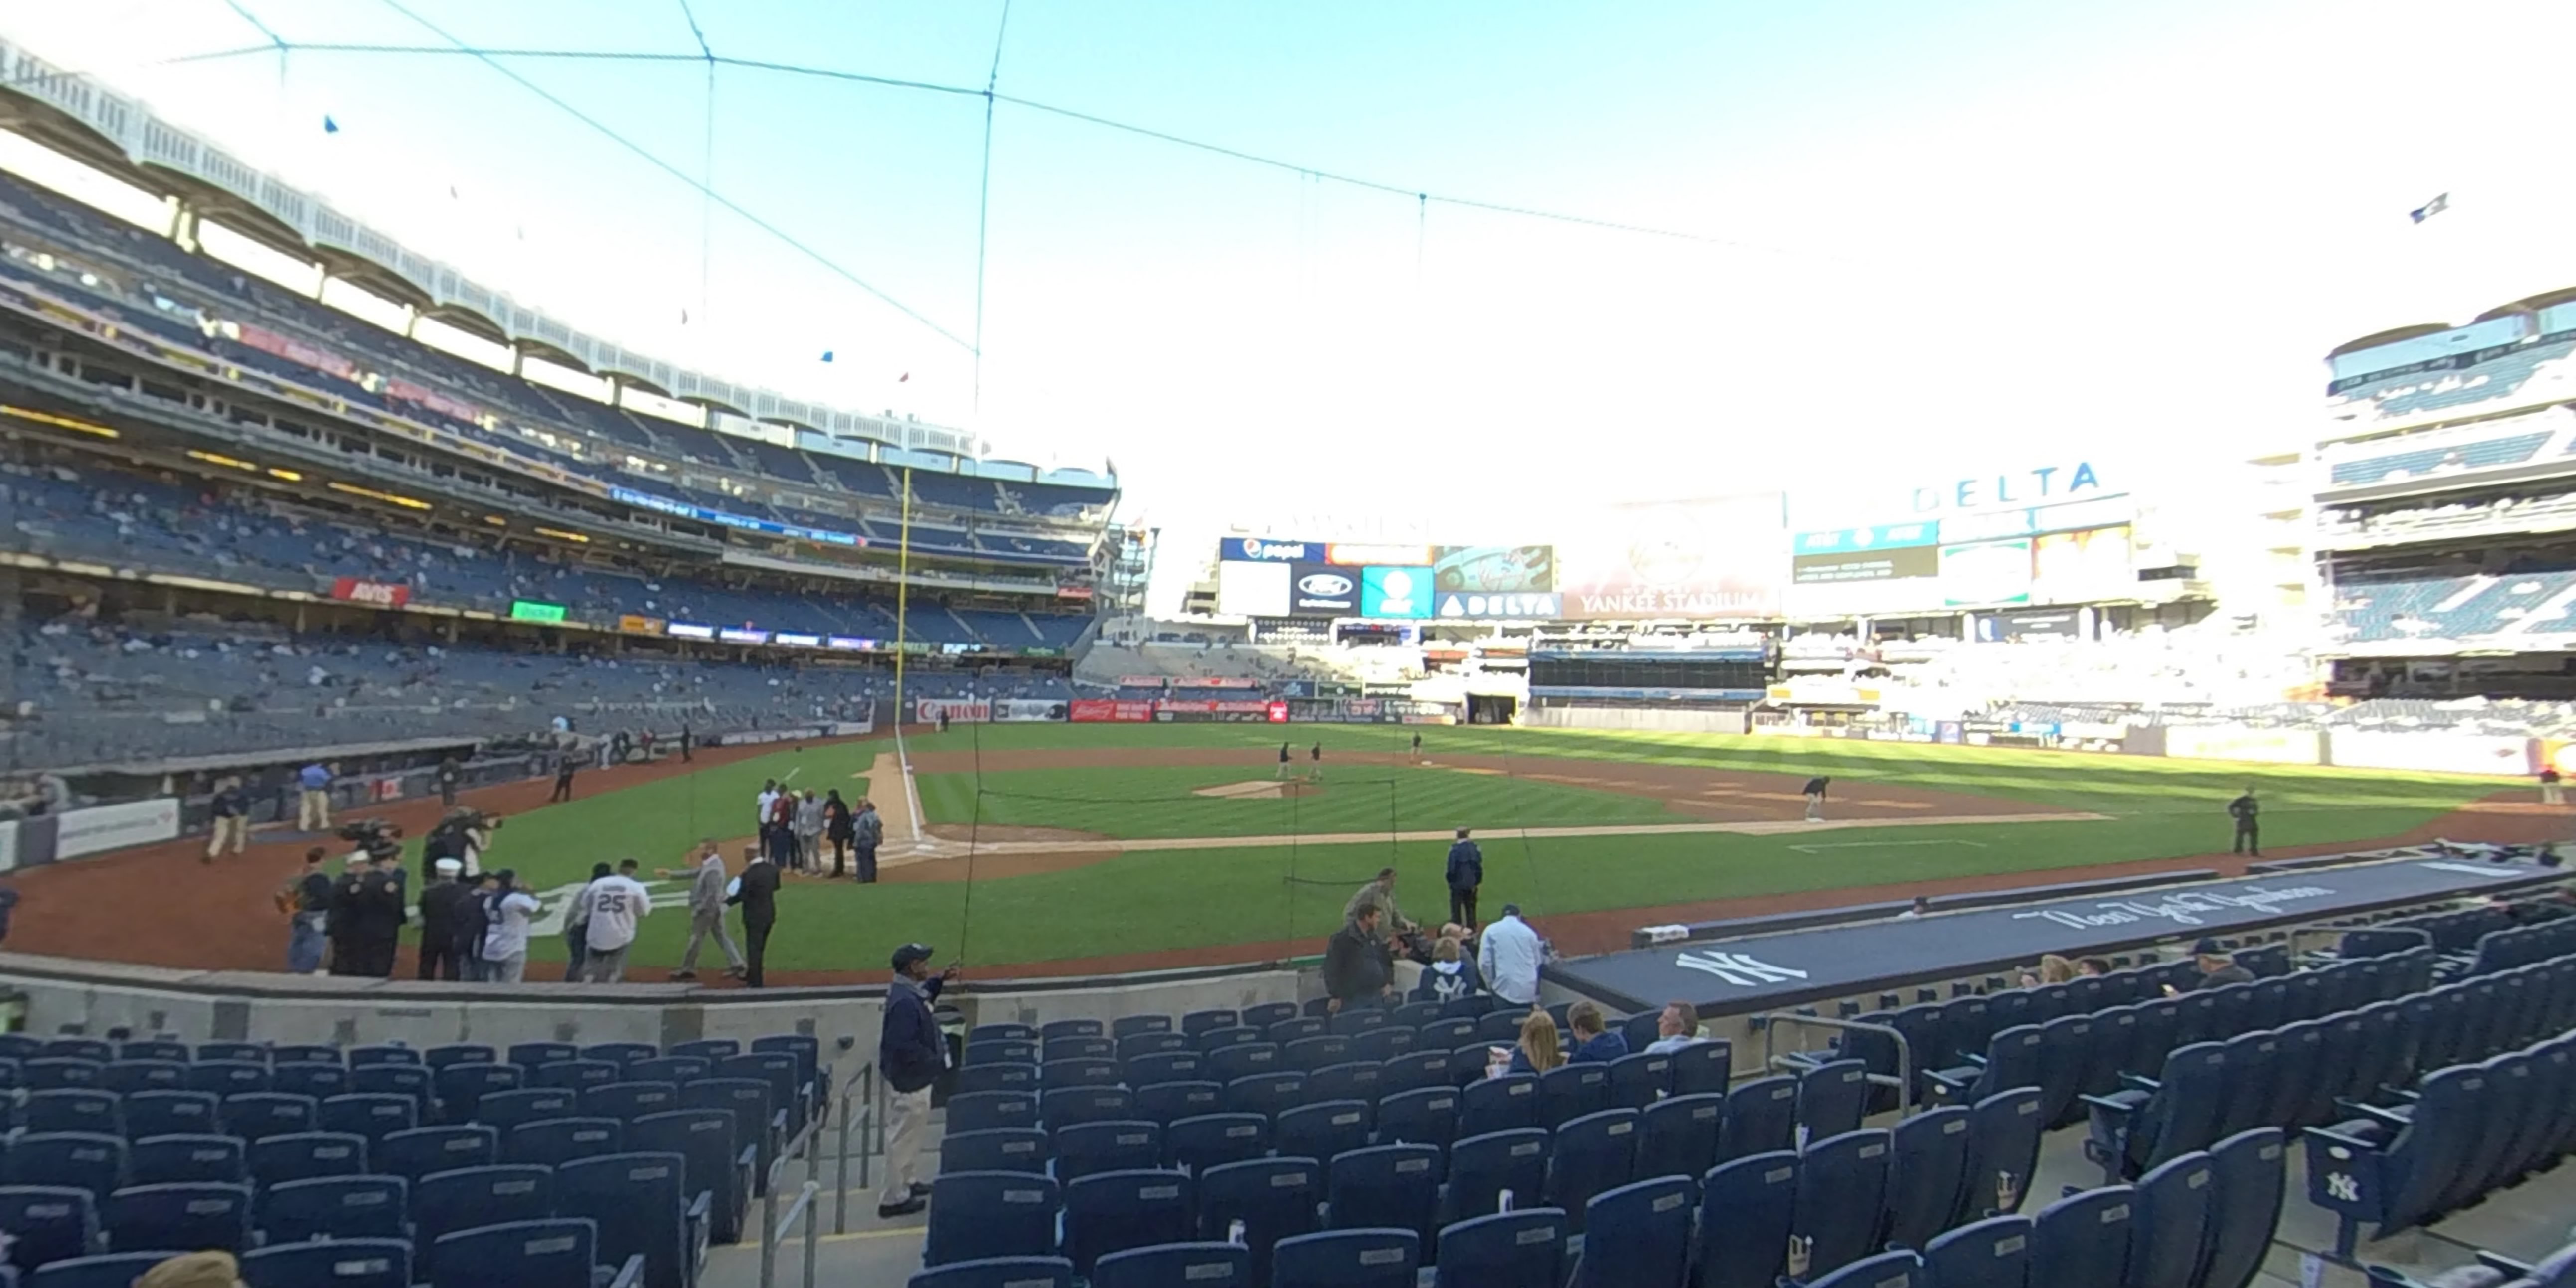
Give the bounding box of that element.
[329,578,413,609]
[993,699,1071,723]
[1070,699,1156,723]
[914,698,991,723]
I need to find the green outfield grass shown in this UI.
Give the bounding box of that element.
[424,723,2517,971]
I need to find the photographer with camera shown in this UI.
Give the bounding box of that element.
[422,808,500,880]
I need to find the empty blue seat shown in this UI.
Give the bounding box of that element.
[1183,1009,1239,1037]
[115,1041,188,1066]
[1123,1052,1202,1088]
[1572,1175,1691,1287]
[223,1092,317,1142]
[1207,1045,1282,1083]
[957,1064,1040,1097]
[1309,1062,1381,1106]
[583,1081,679,1123]
[1883,1105,1970,1252]
[1043,1086,1135,1130]
[509,1043,577,1068]
[0,1185,99,1273]
[2085,1042,2225,1185]
[347,1045,419,1069]
[1802,1249,1923,1288]
[1955,1088,2043,1223]
[1415,1020,1477,1055]
[1378,1050,1450,1096]
[667,1039,739,1063]
[947,1091,1039,1136]
[1277,1102,1372,1166]
[1283,1036,1347,1073]
[27,1251,168,1288]
[473,1088,577,1134]
[1324,1145,1442,1247]
[1438,1129,1549,1230]
[1329,1009,1389,1037]
[1223,1072,1306,1121]
[1197,1029,1264,1060]
[1198,1158,1318,1288]
[97,1062,183,1097]
[121,1092,217,1141]
[1434,1208,1566,1288]
[943,1128,1050,1176]
[22,1091,117,1138]
[1094,1242,1252,1288]
[557,1151,697,1288]
[631,1109,749,1245]
[1063,1170,1193,1278]
[1457,1075,1540,1140]
[42,1040,113,1065]
[2209,1031,2279,1144]
[423,1045,495,1071]
[350,1066,432,1114]
[1375,1087,1458,1149]
[257,1174,409,1243]
[247,1132,368,1189]
[967,1040,1039,1068]
[629,1057,710,1087]
[1925,1026,2043,1111]
[1538,1064,1610,1130]
[318,1094,416,1145]
[128,1135,244,1187]
[531,1060,619,1094]
[506,1118,622,1168]
[101,1181,252,1254]
[1669,1040,1733,1098]
[1631,1093,1722,1184]
[1720,1076,1798,1163]
[2199,1128,2284,1288]
[926,1171,1062,1267]
[426,1218,628,1288]
[1794,1128,1892,1278]
[681,1079,779,1184]
[1056,1121,1162,1183]
[1921,1215,2031,1288]
[1242,1003,1299,1032]
[269,1045,340,1067]
[1346,1028,1412,1065]
[186,1061,268,1097]
[3,1134,126,1200]
[432,1064,521,1125]
[1796,1058,1872,1140]
[194,1042,264,1064]
[413,1165,552,1256]
[378,1126,498,1181]
[272,1063,349,1101]
[2033,1014,2093,1127]
[908,1257,1073,1288]
[2029,1185,2133,1288]
[1543,1109,1635,1233]
[242,1237,411,1288]
[1042,1020,1106,1043]
[2124,1151,2216,1288]
[1134,1081,1222,1127]
[1606,1051,1674,1111]
[1271,1228,1418,1288]
[1045,1037,1115,1064]
[24,1059,102,1093]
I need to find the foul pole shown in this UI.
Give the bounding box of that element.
[892,467,923,842]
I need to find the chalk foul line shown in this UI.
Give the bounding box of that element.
[1786,838,1992,853]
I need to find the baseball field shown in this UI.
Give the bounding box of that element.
[13,723,2555,982]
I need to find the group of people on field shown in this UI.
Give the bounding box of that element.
[754,781,885,881]
[1320,828,1545,1017]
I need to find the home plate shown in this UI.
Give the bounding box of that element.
[1787,839,1990,853]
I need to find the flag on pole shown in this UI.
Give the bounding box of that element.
[819,350,835,363]
[322,115,340,134]
[898,372,909,383]
[2410,193,2450,224]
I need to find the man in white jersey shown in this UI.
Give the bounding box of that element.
[581,858,654,983]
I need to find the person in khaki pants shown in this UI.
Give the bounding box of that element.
[205,778,251,861]
[876,943,956,1218]
[296,762,333,832]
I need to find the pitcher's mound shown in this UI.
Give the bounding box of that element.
[1194,780,1329,800]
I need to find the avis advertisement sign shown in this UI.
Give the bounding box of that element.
[1070,699,1155,723]
[329,578,412,609]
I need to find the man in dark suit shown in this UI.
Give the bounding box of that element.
[728,842,782,988]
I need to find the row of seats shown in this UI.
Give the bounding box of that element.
[903,1125,2285,1288]
[2366,1234,2576,1288]
[15,1218,640,1288]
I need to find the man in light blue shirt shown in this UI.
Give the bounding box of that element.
[1644,1000,1713,1055]
[297,762,333,832]
[1476,904,1543,1007]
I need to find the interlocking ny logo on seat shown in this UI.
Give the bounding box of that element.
[1672,951,1810,987]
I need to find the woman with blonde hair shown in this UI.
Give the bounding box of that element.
[1505,1007,1562,1076]
[2019,953,2076,987]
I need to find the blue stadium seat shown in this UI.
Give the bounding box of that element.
[247,1132,368,1189]
[630,1057,710,1087]
[41,1041,113,1066]
[584,1081,680,1124]
[1796,1058,1871,1140]
[532,1060,619,1094]
[242,1237,411,1288]
[2260,1020,2325,1130]
[1378,1050,1449,1097]
[0,1186,99,1273]
[3,1135,126,1201]
[421,1045,494,1071]
[1882,1105,1969,1252]
[1093,1242,1252,1288]
[1475,1012,1527,1045]
[413,1164,552,1262]
[1116,1029,1186,1060]
[1134,1082,1221,1128]
[473,1088,577,1134]
[1374,1087,1458,1149]
[97,1062,182,1097]
[509,1043,577,1068]
[1198,1157,1318,1288]
[1955,1088,2044,1223]
[114,1041,188,1066]
[272,1063,349,1102]
[186,1061,268,1097]
[1324,1145,1442,1247]
[1207,1045,1281,1084]
[668,1039,739,1063]
[924,1171,1059,1268]
[1223,1073,1306,1122]
[1283,1036,1347,1074]
[318,1093,416,1145]
[1606,1051,1673,1111]
[1271,1228,1418,1288]
[349,1065,432,1115]
[1123,1052,1202,1088]
[1434,1208,1566,1288]
[506,1118,622,1168]
[432,1064,522,1125]
[2031,1014,2093,1127]
[1924,1026,2042,1111]
[680,1079,779,1187]
[956,1064,1039,1097]
[1063,1170,1193,1279]
[2123,1151,2216,1288]
[1538,1065,1610,1130]
[1438,1129,1549,1230]
[1346,1029,1412,1065]
[121,1092,217,1141]
[269,1045,340,1067]
[1276,1102,1372,1165]
[1196,1029,1263,1061]
[1920,1215,2031,1288]
[1309,1063,1381,1107]
[1414,1020,1476,1056]
[1793,1128,1892,1278]
[1042,1020,1106,1043]
[1045,1037,1115,1064]
[257,1174,410,1243]
[21,1092,116,1138]
[556,1151,701,1288]
[2209,1031,2279,1144]
[34,1251,182,1288]
[1056,1121,1162,1183]
[966,1040,1039,1068]
[1328,1010,1389,1038]
[1633,1093,1722,1184]
[1801,1249,1922,1288]
[426,1218,637,1288]
[378,1126,498,1182]
[127,1135,244,1187]
[944,1127,1050,1177]
[101,1181,251,1254]
[1544,1109,1639,1236]
[1667,1040,1732,1097]
[947,1091,1039,1136]
[1044,1060,1122,1094]
[2028,1185,2133,1288]
[968,1024,1038,1046]
[1044,1086,1135,1131]
[2199,1128,2284,1288]
[1719,1076,1798,1163]
[2085,1041,2226,1185]
[1456,1075,1540,1140]
[631,1109,750,1246]
[1182,1010,1239,1038]
[908,1258,1073,1288]
[1572,1175,1692,1287]
[1242,1003,1299,1033]
[223,1092,319,1142]
[347,1045,419,1069]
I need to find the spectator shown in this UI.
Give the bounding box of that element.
[279,846,332,974]
[206,776,250,861]
[134,1252,244,1288]
[1324,904,1394,1013]
[2077,957,2112,977]
[457,872,496,981]
[356,849,408,978]
[580,858,653,982]
[1345,868,1414,949]
[854,797,884,883]
[765,787,797,866]
[794,790,825,873]
[1477,903,1543,1007]
[2168,938,2254,995]
[2542,766,2564,807]
[562,861,610,981]
[731,840,781,987]
[1411,934,1479,1006]
[671,839,745,982]
[2228,786,2260,856]
[479,870,540,983]
[324,854,369,976]
[296,761,332,831]
[549,751,577,803]
[1644,1000,1710,1054]
[823,789,854,877]
[436,754,463,806]
[876,942,955,1218]
[1445,828,1484,927]
[1505,1009,1562,1076]
[1566,1000,1628,1063]
[1898,896,1932,919]
[416,858,467,981]
[2020,954,2076,987]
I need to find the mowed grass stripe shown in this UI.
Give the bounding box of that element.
[917,763,1687,839]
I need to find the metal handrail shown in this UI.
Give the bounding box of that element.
[834,1061,877,1234]
[1758,1013,1914,1118]
[758,1180,821,1288]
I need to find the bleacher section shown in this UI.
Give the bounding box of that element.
[2327,338,2576,435]
[0,1031,829,1288]
[2331,568,2576,645]
[2327,429,2560,489]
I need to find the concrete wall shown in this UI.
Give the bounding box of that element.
[1524,705,1749,734]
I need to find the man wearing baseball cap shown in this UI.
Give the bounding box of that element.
[877,942,957,1218]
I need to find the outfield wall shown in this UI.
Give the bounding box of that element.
[1756,711,2547,778]
[1525,704,1749,734]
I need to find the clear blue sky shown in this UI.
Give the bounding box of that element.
[8,0,2573,555]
